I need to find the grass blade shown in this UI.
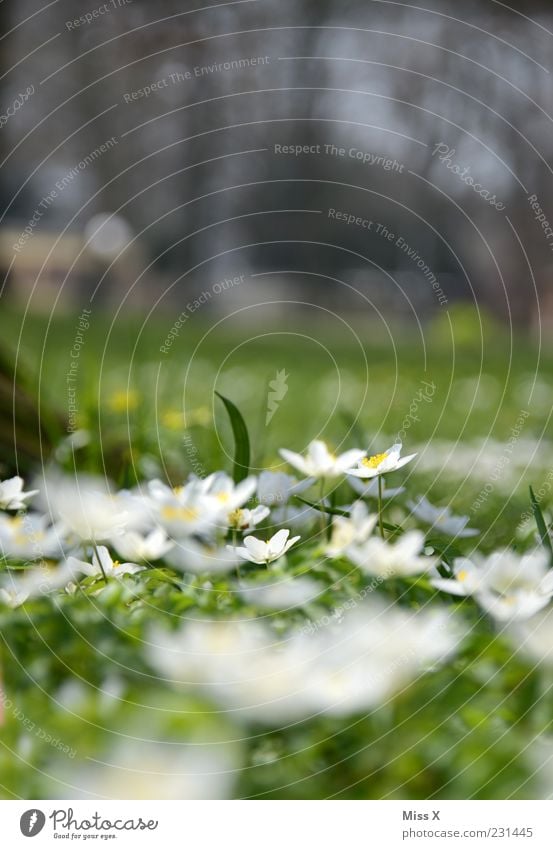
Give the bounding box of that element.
[215,392,251,483]
[530,485,553,559]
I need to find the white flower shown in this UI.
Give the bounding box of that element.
[349,477,405,500]
[512,607,553,666]
[148,478,218,537]
[110,528,173,562]
[238,576,320,609]
[112,489,156,532]
[0,585,29,608]
[49,739,241,800]
[43,477,129,542]
[228,505,270,533]
[346,530,432,578]
[431,557,484,597]
[346,442,417,479]
[433,549,553,622]
[408,496,479,538]
[165,540,240,575]
[0,513,65,561]
[477,549,553,622]
[279,440,365,479]
[256,471,312,505]
[234,529,300,565]
[148,602,462,723]
[0,561,75,608]
[0,476,38,511]
[149,619,304,723]
[201,473,257,516]
[326,502,377,557]
[149,473,257,537]
[66,545,144,579]
[302,604,462,717]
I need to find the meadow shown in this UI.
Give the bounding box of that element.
[1,303,552,800]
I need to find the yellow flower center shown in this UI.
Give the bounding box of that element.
[161,506,199,522]
[229,508,245,528]
[216,492,230,503]
[458,570,468,582]
[113,560,120,569]
[14,530,44,546]
[362,452,389,469]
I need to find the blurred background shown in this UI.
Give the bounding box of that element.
[0,0,552,488]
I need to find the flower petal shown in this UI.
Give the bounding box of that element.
[279,449,309,476]
[335,449,366,472]
[268,529,290,556]
[243,536,268,561]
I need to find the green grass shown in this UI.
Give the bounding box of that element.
[1,303,552,799]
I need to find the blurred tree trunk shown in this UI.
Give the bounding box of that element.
[0,4,65,477]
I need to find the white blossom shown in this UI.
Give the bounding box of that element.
[346,443,416,479]
[280,440,365,479]
[0,476,38,511]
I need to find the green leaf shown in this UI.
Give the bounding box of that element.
[215,392,251,483]
[295,496,350,517]
[530,485,553,560]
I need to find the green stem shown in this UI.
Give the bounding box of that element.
[378,476,385,539]
[91,541,108,584]
[319,477,326,534]
[326,486,336,542]
[232,530,241,579]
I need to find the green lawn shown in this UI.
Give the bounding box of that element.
[1,303,552,800]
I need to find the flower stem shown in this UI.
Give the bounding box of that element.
[378,476,385,539]
[91,541,108,584]
[232,530,241,579]
[319,477,326,535]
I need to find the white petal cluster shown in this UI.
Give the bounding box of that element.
[326,501,377,557]
[237,576,320,609]
[346,443,417,480]
[408,496,479,538]
[0,560,76,608]
[512,606,553,666]
[432,549,553,621]
[280,440,365,479]
[42,476,130,542]
[0,476,38,510]
[347,530,432,578]
[0,513,65,561]
[234,529,300,565]
[66,545,144,580]
[148,602,463,723]
[49,739,241,800]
